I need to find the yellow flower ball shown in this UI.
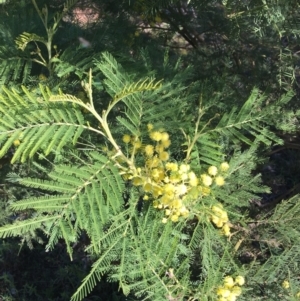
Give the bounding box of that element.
[172,199,182,209]
[122,134,131,144]
[226,293,237,301]
[200,186,211,196]
[38,73,47,81]
[176,184,187,196]
[153,200,159,208]
[159,151,169,161]
[147,123,154,131]
[170,214,179,222]
[161,139,171,148]
[133,139,142,149]
[169,173,181,183]
[155,144,165,153]
[208,166,218,176]
[282,280,290,289]
[150,131,162,141]
[143,195,149,200]
[147,156,161,168]
[201,174,213,186]
[164,183,175,194]
[223,276,235,288]
[13,139,21,147]
[235,276,245,286]
[161,132,169,142]
[222,224,231,236]
[179,164,190,173]
[189,177,199,187]
[215,176,225,186]
[132,177,143,186]
[231,286,242,297]
[220,162,230,172]
[165,162,178,172]
[162,218,168,223]
[216,287,231,298]
[144,182,153,192]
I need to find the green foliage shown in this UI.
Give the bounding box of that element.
[1,1,300,301]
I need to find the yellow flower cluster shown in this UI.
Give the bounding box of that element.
[210,204,230,236]
[121,125,230,225]
[13,139,21,147]
[282,280,290,289]
[201,162,229,187]
[282,280,300,299]
[38,73,47,81]
[216,276,245,301]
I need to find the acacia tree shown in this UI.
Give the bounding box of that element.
[0,1,300,301]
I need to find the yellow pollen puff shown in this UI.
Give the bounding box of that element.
[216,288,231,298]
[132,177,143,186]
[152,168,165,181]
[144,182,153,192]
[223,276,235,288]
[231,286,242,296]
[176,184,187,195]
[147,156,161,168]
[165,162,178,172]
[180,173,188,181]
[161,132,169,142]
[188,172,198,186]
[38,73,47,81]
[208,166,218,176]
[150,131,162,141]
[133,139,142,149]
[172,199,182,209]
[170,214,179,222]
[143,195,149,200]
[220,162,230,172]
[201,186,211,195]
[164,183,175,194]
[13,139,21,147]
[144,145,154,156]
[147,123,154,131]
[179,164,190,173]
[235,276,245,286]
[122,134,131,143]
[162,217,168,223]
[189,177,199,187]
[165,209,171,216]
[201,174,213,186]
[153,200,159,208]
[161,139,171,148]
[227,294,237,301]
[169,173,181,183]
[282,280,289,289]
[214,217,224,228]
[159,151,169,161]
[212,205,223,213]
[215,176,225,186]
[155,144,165,153]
